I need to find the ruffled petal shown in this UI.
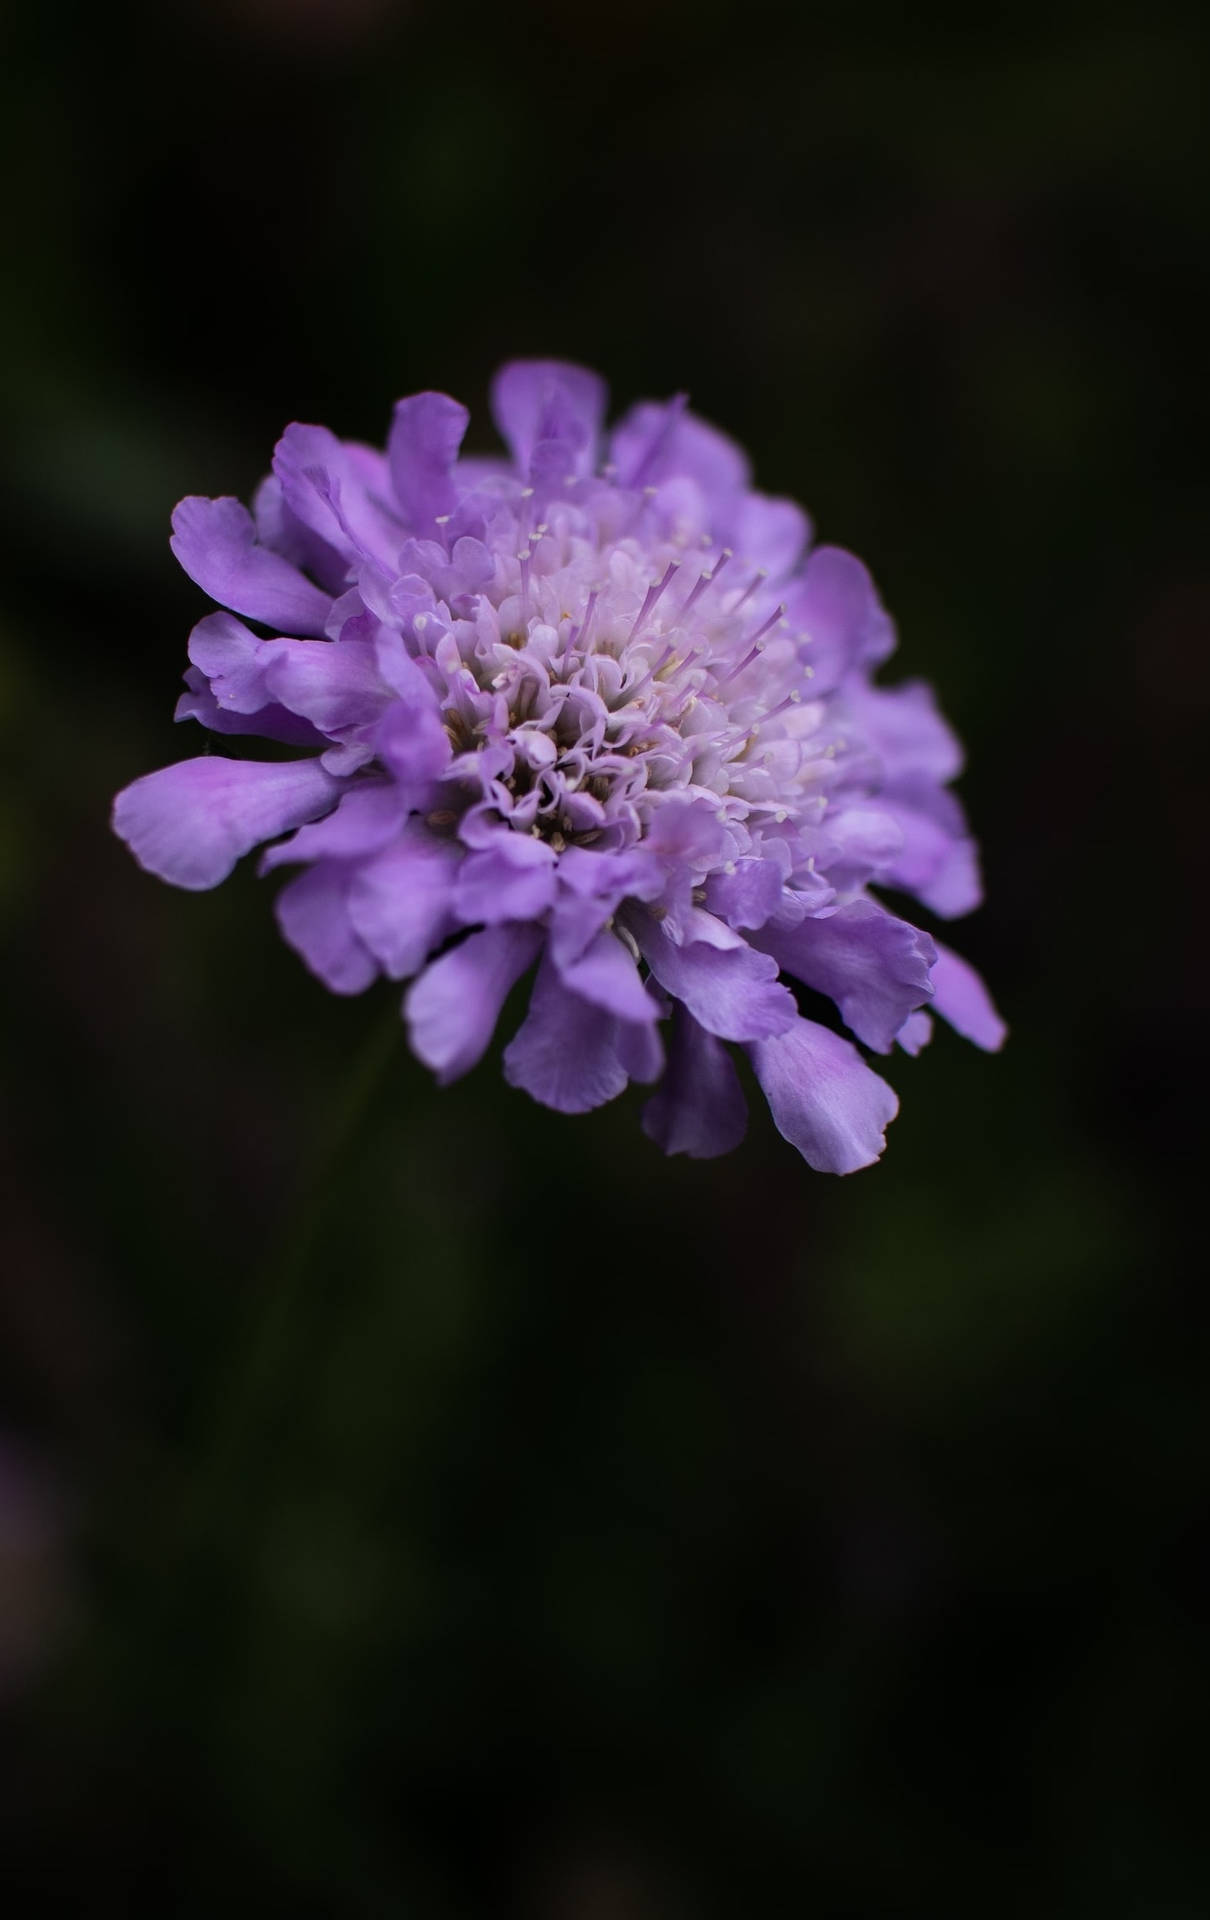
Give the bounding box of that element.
[490,360,607,480]
[405,923,541,1084]
[386,392,468,530]
[642,1006,748,1159]
[344,827,460,979]
[111,756,341,891]
[632,915,797,1042]
[170,497,331,637]
[749,1018,899,1173]
[503,952,653,1113]
[272,422,401,572]
[274,861,378,994]
[930,942,1007,1051]
[758,899,936,1054]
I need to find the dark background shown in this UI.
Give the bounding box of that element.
[1,0,1207,1912]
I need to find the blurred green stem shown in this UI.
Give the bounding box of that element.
[175,1001,403,1561]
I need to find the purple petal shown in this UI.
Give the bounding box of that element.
[186,612,272,713]
[452,835,557,926]
[405,923,542,1085]
[749,1018,899,1173]
[272,422,400,571]
[704,857,785,930]
[851,678,964,785]
[642,1006,748,1159]
[885,794,982,917]
[259,782,405,872]
[112,756,341,891]
[503,952,651,1113]
[345,826,460,979]
[610,401,750,506]
[275,862,378,995]
[731,494,811,580]
[262,639,391,734]
[930,942,1006,1051]
[556,929,661,1024]
[897,1011,934,1055]
[758,899,936,1054]
[374,692,453,801]
[170,497,331,637]
[785,546,896,692]
[490,360,607,479]
[175,671,324,747]
[632,915,797,1042]
[387,392,468,529]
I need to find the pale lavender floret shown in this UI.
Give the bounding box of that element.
[113,360,1005,1171]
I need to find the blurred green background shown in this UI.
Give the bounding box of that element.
[1,0,1207,1912]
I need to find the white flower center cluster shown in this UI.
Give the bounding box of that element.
[421,497,845,865]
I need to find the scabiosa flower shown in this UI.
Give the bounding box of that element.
[113,361,1004,1171]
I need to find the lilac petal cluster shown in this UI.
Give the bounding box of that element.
[113,361,1004,1170]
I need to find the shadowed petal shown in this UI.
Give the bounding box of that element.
[345,827,460,979]
[275,862,377,994]
[643,1006,748,1159]
[503,952,652,1113]
[406,923,542,1085]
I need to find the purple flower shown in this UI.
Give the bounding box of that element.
[113,360,1005,1171]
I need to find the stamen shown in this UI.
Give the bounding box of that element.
[627,561,680,643]
[745,603,788,648]
[517,548,533,619]
[561,586,600,673]
[677,548,733,621]
[730,568,768,613]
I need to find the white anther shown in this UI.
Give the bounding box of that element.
[520,487,535,498]
[789,690,802,703]
[723,860,737,875]
[434,514,451,525]
[774,809,788,823]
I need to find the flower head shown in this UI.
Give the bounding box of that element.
[113,360,1004,1169]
